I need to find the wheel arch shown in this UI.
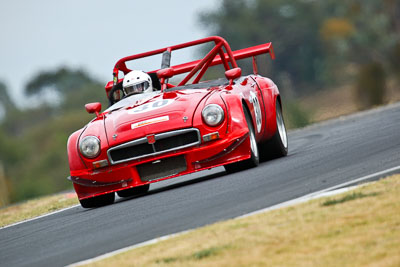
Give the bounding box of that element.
[241,98,254,127]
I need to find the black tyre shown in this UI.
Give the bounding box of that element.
[117,184,150,198]
[258,101,288,161]
[224,106,259,173]
[79,192,115,208]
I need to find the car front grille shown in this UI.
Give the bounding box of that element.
[107,128,200,164]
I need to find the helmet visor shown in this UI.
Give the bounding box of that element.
[124,81,150,95]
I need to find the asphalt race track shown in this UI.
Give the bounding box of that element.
[1,103,400,267]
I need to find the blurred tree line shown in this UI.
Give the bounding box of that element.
[0,69,108,205]
[200,0,400,111]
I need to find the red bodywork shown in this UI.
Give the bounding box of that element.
[67,36,281,200]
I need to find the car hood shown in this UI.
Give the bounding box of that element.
[103,89,211,147]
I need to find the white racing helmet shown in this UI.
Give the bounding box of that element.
[122,70,153,95]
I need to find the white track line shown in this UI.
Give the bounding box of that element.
[67,231,192,267]
[67,165,400,267]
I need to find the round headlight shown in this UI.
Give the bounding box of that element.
[202,104,225,126]
[79,136,100,158]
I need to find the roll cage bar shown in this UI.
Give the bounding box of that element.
[106,36,275,94]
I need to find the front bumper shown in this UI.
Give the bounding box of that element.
[69,129,251,200]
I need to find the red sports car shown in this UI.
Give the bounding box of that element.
[67,36,288,208]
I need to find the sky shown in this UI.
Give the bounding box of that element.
[0,0,218,103]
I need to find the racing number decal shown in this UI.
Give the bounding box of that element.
[128,99,173,114]
[249,91,262,133]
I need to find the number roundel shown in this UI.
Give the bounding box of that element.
[128,99,173,114]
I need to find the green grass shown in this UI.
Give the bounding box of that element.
[0,192,78,228]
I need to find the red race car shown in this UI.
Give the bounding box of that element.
[67,36,288,208]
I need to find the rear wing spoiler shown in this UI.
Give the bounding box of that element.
[107,36,274,92]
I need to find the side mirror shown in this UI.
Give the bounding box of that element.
[85,102,102,117]
[157,68,175,79]
[225,68,242,85]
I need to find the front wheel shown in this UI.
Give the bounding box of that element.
[224,106,259,173]
[79,192,115,208]
[258,101,288,161]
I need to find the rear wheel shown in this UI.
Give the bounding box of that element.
[79,192,115,208]
[259,101,288,161]
[117,184,150,198]
[224,106,259,173]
